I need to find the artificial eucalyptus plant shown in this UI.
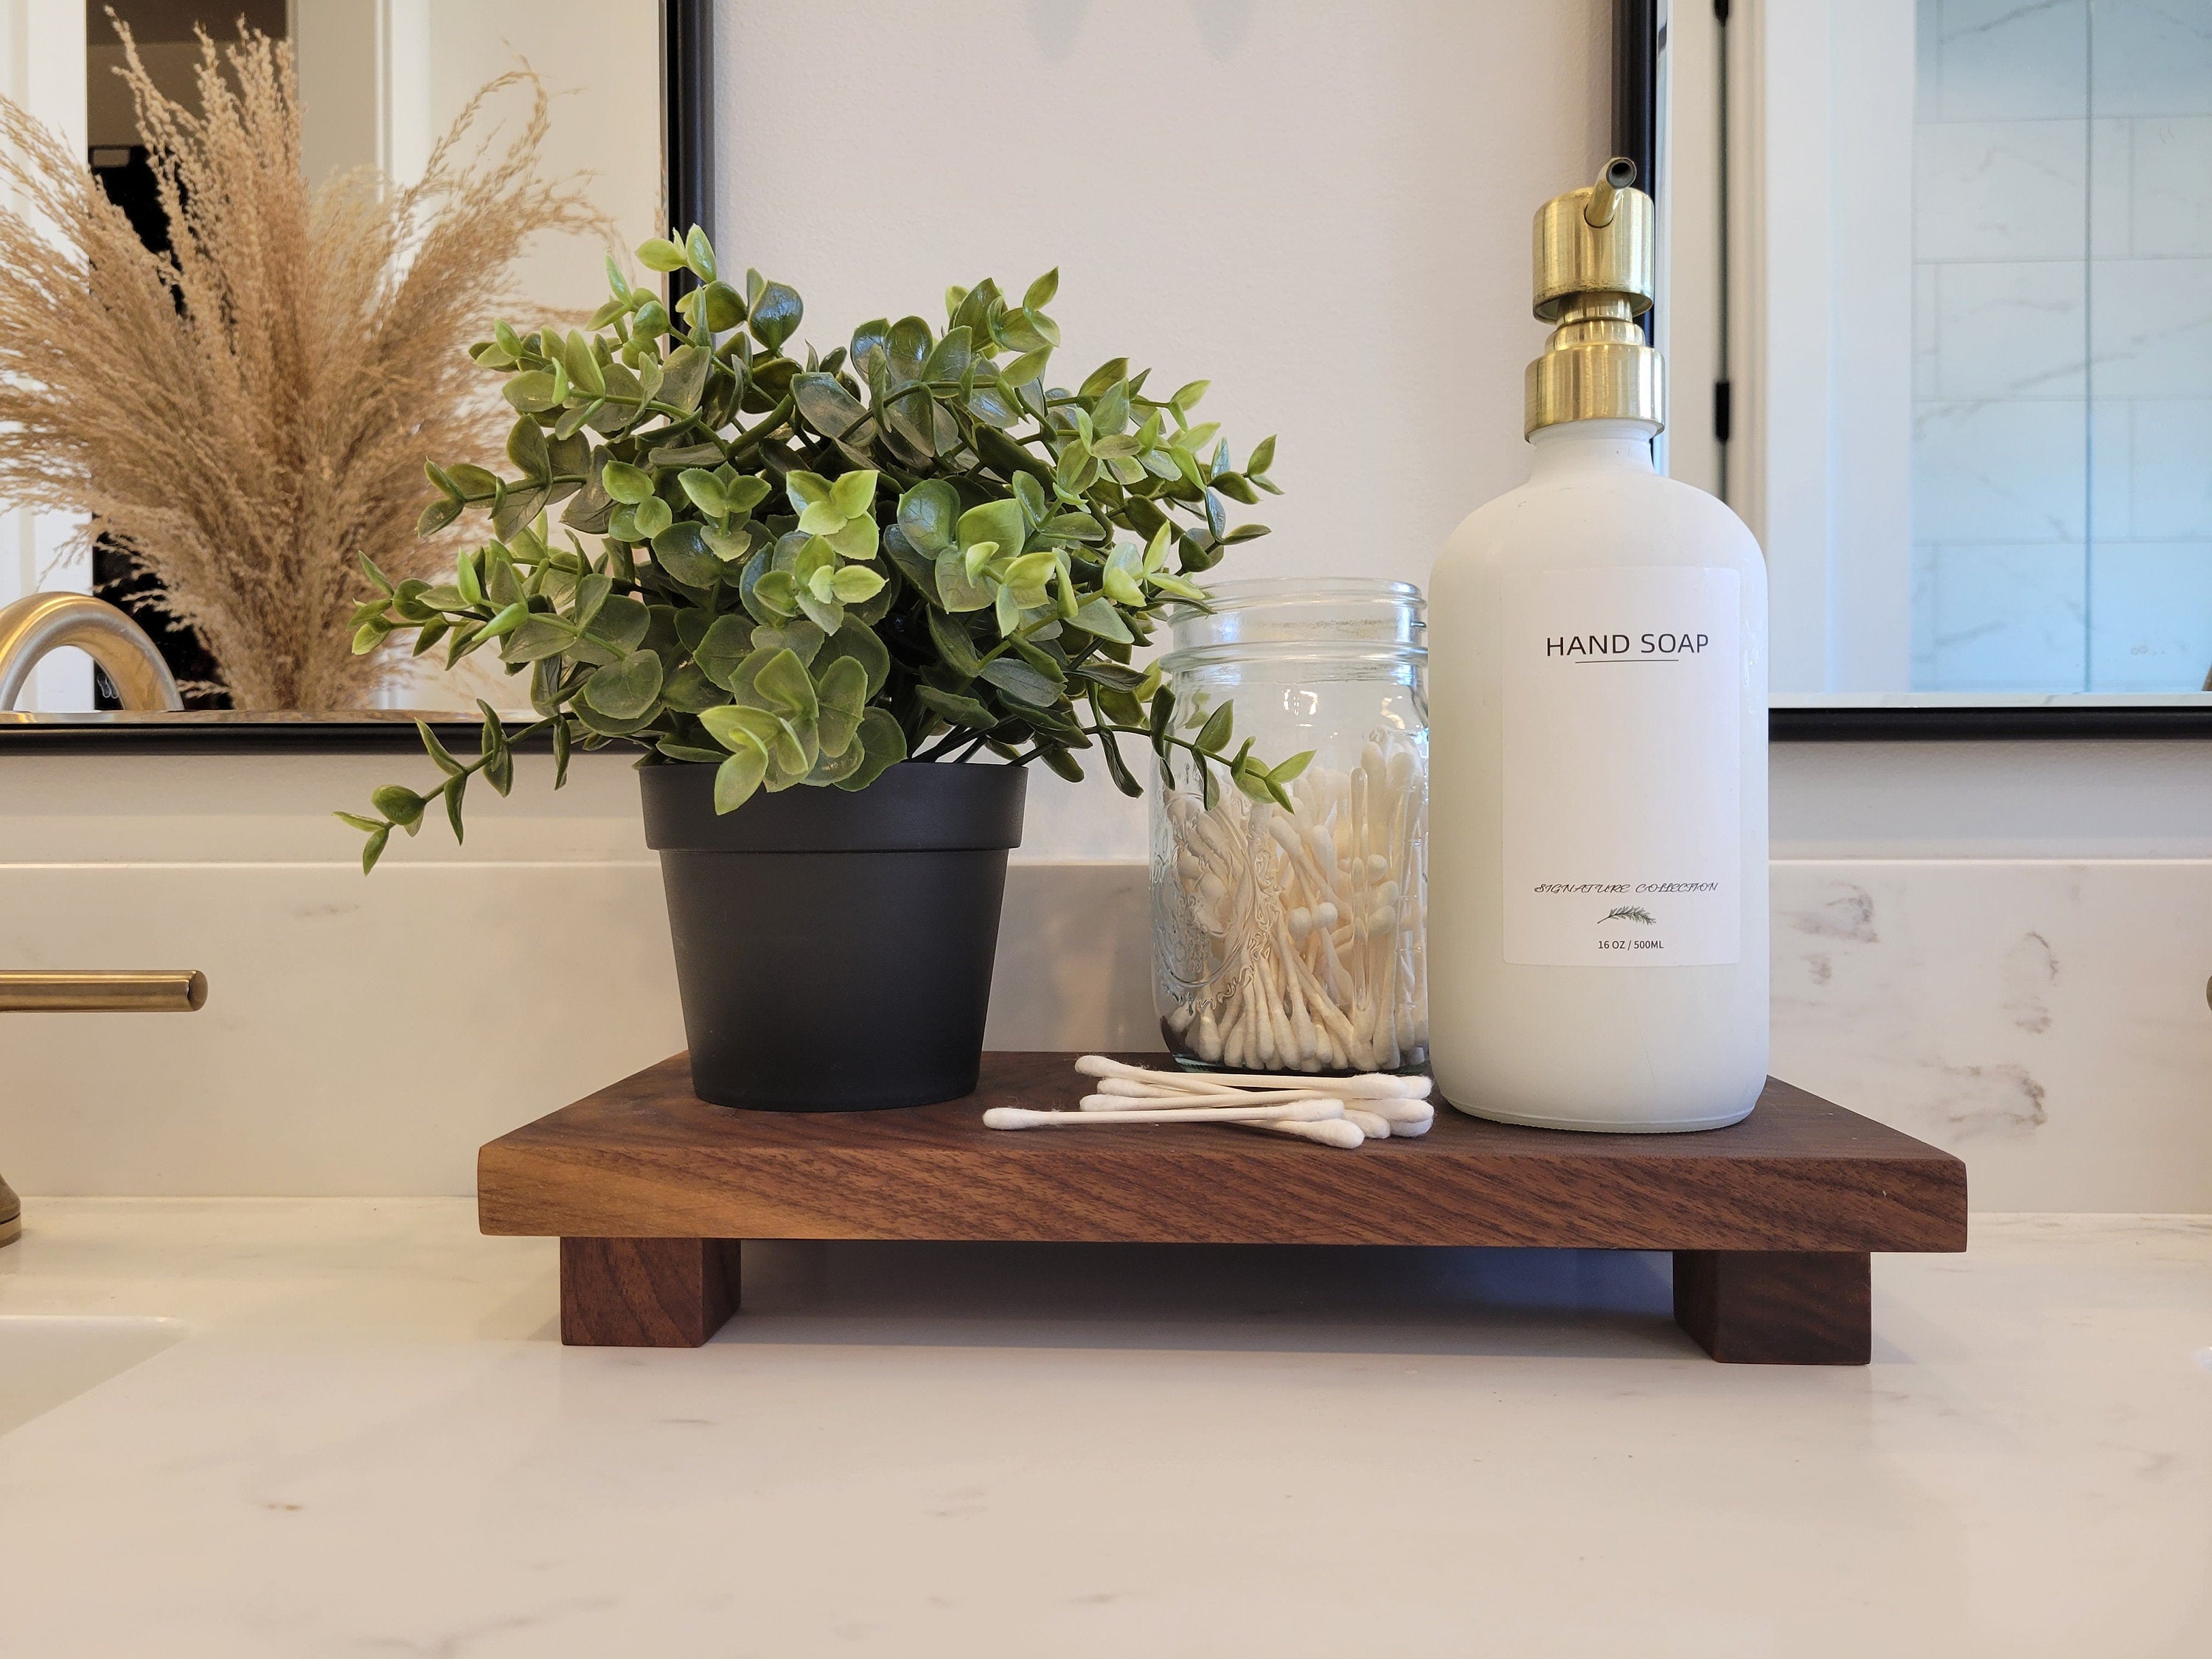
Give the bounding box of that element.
[339,229,1300,871]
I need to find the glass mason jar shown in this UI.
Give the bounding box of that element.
[1150,578,1428,1074]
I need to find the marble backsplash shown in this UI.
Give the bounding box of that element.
[0,767,2205,1209]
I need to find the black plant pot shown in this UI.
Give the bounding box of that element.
[639,760,1027,1111]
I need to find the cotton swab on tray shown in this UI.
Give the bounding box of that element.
[977,1056,1435,1150]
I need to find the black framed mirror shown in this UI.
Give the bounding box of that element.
[1635,0,2212,740]
[0,0,712,749]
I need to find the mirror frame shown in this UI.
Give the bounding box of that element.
[1621,0,2212,742]
[18,1,2207,748]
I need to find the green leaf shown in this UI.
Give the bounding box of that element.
[684,225,717,282]
[360,825,389,874]
[1171,379,1209,413]
[659,344,711,414]
[751,647,819,722]
[416,721,465,777]
[898,481,961,554]
[829,566,885,604]
[1069,597,1135,644]
[827,515,879,561]
[808,617,887,699]
[416,497,463,537]
[1247,434,1276,475]
[501,613,577,664]
[636,237,688,272]
[334,812,383,834]
[1023,269,1060,310]
[1268,749,1315,785]
[722,475,773,521]
[1194,704,1234,754]
[979,656,1060,708]
[791,371,866,439]
[650,520,722,588]
[830,469,877,521]
[835,708,908,790]
[632,496,674,539]
[921,325,973,383]
[444,771,468,843]
[699,279,745,332]
[1079,358,1129,399]
[917,686,997,728]
[504,372,560,413]
[601,460,653,504]
[563,331,605,397]
[701,701,782,754]
[785,470,832,512]
[370,785,425,829]
[813,655,868,758]
[693,613,757,689]
[933,551,995,613]
[1038,745,1085,783]
[1001,347,1050,387]
[678,468,728,517]
[712,746,768,813]
[748,278,802,351]
[957,498,1025,555]
[582,649,664,721]
[1096,725,1141,796]
[751,619,826,666]
[926,608,984,678]
[849,318,890,379]
[584,593,650,653]
[886,316,932,383]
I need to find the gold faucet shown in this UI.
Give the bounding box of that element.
[0,596,194,1241]
[0,591,184,712]
[0,967,207,1247]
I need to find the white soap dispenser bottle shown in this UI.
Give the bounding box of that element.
[1427,159,1768,1132]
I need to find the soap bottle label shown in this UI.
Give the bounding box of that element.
[1500,566,1742,967]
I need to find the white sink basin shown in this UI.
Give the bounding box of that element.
[0,1315,185,1437]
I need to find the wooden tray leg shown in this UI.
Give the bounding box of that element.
[560,1237,742,1347]
[1672,1249,1871,1365]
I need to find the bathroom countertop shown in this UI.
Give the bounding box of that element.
[0,1200,2206,1657]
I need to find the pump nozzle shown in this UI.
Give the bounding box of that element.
[1584,157,1638,229]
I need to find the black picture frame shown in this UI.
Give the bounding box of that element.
[1618,0,2212,740]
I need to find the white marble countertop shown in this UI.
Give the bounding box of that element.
[1,1200,2207,1656]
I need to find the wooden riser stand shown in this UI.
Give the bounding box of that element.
[481,1054,1966,1366]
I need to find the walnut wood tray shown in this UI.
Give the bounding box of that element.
[479,1051,1968,1365]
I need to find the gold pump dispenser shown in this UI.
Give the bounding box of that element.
[1525,157,1663,437]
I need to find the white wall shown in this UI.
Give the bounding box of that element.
[720,0,1614,860]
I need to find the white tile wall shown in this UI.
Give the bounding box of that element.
[1913,0,2212,693]
[1913,400,2087,542]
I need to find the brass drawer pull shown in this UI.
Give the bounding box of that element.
[0,970,208,1012]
